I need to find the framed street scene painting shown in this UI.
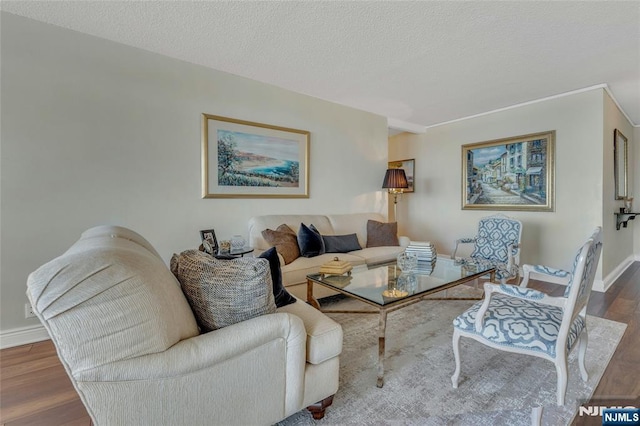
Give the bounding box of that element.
[202,114,310,198]
[462,131,555,211]
[388,158,415,193]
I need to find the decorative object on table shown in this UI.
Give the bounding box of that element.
[452,213,522,284]
[231,234,246,250]
[451,227,603,406]
[614,128,628,200]
[199,228,218,255]
[319,257,352,278]
[219,239,231,254]
[405,241,437,273]
[382,167,409,220]
[381,287,408,300]
[396,272,417,295]
[201,114,310,199]
[388,159,415,193]
[461,130,555,212]
[396,251,418,272]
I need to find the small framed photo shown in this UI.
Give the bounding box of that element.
[388,158,415,193]
[199,229,218,253]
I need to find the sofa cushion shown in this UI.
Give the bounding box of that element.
[298,223,325,258]
[249,215,334,251]
[258,247,296,308]
[327,212,386,249]
[349,246,406,265]
[277,297,343,364]
[366,220,400,247]
[262,224,300,264]
[171,250,276,331]
[322,233,362,253]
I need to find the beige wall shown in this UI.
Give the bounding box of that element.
[0,13,389,334]
[603,91,635,275]
[390,89,634,287]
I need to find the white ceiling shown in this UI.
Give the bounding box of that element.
[2,1,639,131]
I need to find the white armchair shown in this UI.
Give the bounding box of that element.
[451,227,603,406]
[451,213,523,284]
[26,226,342,425]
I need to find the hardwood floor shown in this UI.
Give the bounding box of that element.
[1,263,638,425]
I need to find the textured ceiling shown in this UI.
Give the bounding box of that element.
[2,1,639,130]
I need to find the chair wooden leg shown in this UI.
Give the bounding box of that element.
[578,329,589,381]
[307,395,334,420]
[555,357,568,406]
[451,330,461,388]
[531,406,543,426]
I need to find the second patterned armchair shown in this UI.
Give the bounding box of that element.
[452,213,523,284]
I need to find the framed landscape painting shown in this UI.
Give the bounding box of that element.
[202,114,310,198]
[388,158,415,193]
[461,131,555,211]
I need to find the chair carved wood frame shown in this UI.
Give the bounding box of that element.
[451,227,603,406]
[452,213,523,284]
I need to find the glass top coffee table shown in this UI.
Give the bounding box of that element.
[306,257,495,387]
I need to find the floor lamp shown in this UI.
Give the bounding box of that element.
[382,168,409,221]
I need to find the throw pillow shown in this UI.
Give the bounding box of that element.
[366,220,400,247]
[298,223,325,257]
[170,250,276,331]
[323,233,362,253]
[261,224,300,264]
[259,247,296,308]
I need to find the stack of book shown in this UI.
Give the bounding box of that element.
[405,241,437,273]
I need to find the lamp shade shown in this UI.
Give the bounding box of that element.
[382,168,409,190]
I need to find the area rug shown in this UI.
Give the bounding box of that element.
[278,288,626,426]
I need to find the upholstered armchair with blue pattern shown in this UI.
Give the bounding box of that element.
[451,214,523,284]
[451,227,603,406]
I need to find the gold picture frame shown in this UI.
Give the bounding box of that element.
[462,131,555,211]
[202,114,310,198]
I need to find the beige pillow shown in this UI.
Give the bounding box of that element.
[261,224,301,264]
[366,220,400,247]
[171,250,276,331]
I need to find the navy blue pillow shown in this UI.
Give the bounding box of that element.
[297,223,325,258]
[323,233,362,253]
[259,247,296,308]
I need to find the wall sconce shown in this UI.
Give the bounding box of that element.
[382,168,409,220]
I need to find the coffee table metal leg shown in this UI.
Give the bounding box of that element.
[377,310,388,388]
[307,279,321,310]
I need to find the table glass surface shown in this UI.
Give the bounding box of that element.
[307,258,493,306]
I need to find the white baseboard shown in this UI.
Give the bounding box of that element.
[0,324,49,349]
[593,255,636,293]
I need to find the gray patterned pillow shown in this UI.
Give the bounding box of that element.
[171,250,276,331]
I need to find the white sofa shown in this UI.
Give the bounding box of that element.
[26,225,343,425]
[249,213,409,299]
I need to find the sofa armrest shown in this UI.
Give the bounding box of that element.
[72,314,309,425]
[75,312,306,382]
